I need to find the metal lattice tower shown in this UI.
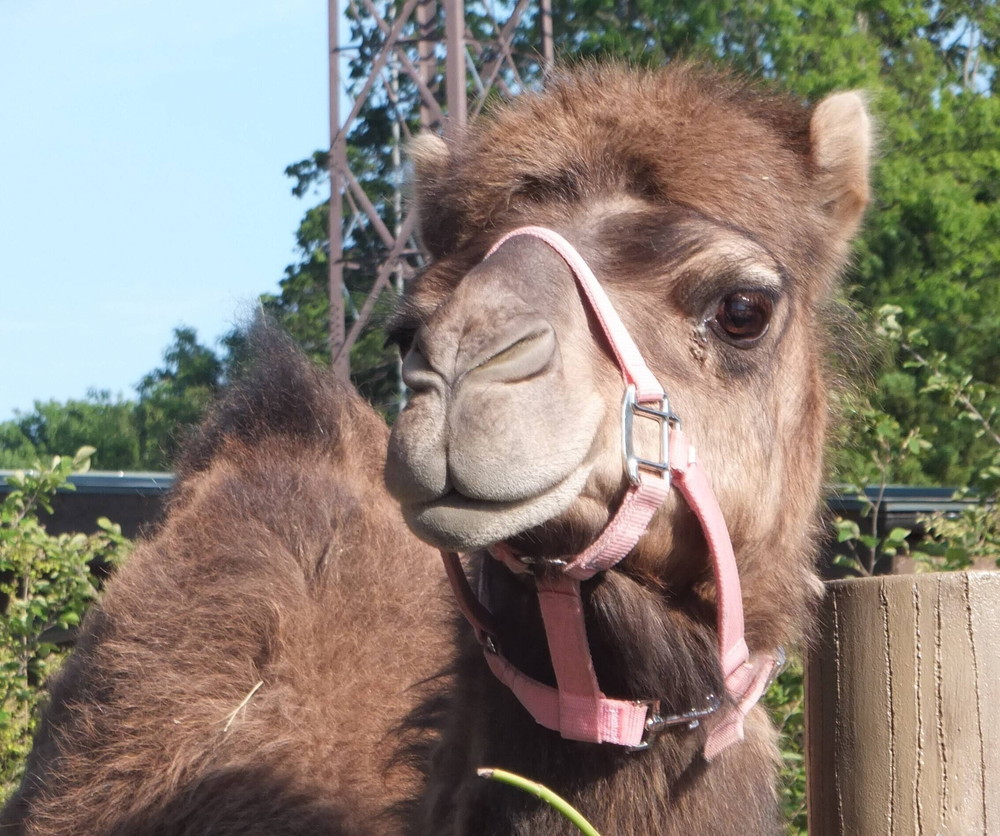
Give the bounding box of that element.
[326,0,553,385]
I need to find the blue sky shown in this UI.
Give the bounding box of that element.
[0,0,330,420]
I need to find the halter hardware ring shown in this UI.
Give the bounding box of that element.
[630,692,722,751]
[621,384,681,486]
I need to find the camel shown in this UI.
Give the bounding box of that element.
[1,63,871,835]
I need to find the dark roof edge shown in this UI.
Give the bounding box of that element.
[0,471,176,495]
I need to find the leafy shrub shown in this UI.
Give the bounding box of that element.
[0,447,131,800]
[764,657,807,835]
[876,305,1000,573]
[914,501,1000,571]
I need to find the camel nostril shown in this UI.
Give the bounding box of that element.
[400,345,441,393]
[465,323,557,384]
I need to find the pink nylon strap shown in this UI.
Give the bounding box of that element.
[487,226,663,401]
[561,477,672,580]
[441,553,650,746]
[703,650,783,760]
[483,643,650,745]
[440,226,768,756]
[536,572,649,743]
[666,428,747,680]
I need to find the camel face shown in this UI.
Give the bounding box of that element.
[386,227,617,551]
[386,208,779,555]
[386,66,871,576]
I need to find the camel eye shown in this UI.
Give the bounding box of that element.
[712,291,774,345]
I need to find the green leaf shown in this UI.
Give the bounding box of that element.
[835,519,861,543]
[884,528,911,547]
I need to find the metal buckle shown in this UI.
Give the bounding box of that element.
[631,692,722,751]
[482,632,500,655]
[516,556,568,569]
[763,646,787,691]
[621,384,681,487]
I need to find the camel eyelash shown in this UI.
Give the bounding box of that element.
[384,323,418,353]
[384,296,431,353]
[675,263,782,316]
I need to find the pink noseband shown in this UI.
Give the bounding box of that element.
[442,226,781,758]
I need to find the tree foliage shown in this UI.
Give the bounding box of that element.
[135,326,225,467]
[0,448,131,798]
[0,327,225,471]
[0,394,139,471]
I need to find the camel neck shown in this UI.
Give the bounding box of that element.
[426,560,738,835]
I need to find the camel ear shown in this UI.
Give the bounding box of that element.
[409,132,449,183]
[810,91,872,243]
[407,133,457,258]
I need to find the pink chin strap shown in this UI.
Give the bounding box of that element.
[442,226,782,759]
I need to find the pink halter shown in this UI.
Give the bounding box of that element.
[442,226,781,759]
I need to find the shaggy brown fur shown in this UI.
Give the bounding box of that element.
[410,64,867,298]
[2,64,870,835]
[1,327,450,834]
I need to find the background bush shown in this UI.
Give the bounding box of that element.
[0,448,131,800]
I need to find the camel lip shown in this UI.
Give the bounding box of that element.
[392,487,485,516]
[405,488,531,516]
[399,466,594,552]
[401,464,590,517]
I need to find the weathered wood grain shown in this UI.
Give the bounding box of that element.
[806,572,1000,835]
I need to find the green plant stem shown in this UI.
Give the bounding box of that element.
[477,767,602,836]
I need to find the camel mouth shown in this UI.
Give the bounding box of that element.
[400,463,594,552]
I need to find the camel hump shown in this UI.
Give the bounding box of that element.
[175,320,389,484]
[0,320,444,835]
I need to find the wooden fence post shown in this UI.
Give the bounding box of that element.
[806,572,1000,835]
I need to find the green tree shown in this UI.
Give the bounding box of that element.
[261,150,407,414]
[0,425,39,471]
[854,84,1000,485]
[0,327,226,471]
[0,394,140,471]
[135,326,224,469]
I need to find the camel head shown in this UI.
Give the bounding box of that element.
[385,66,871,611]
